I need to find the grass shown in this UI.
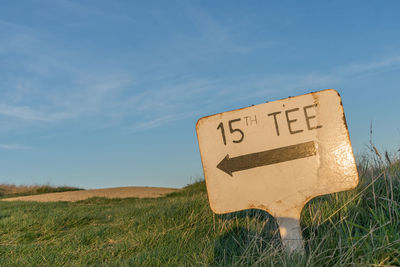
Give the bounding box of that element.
[0,152,399,266]
[0,184,82,199]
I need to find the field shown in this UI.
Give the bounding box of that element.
[2,187,179,202]
[0,184,82,199]
[0,153,399,266]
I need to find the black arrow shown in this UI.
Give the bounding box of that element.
[217,141,317,176]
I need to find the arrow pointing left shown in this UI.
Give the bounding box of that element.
[217,141,317,176]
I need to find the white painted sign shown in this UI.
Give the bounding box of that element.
[196,89,359,252]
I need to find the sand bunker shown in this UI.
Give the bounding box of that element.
[2,186,180,202]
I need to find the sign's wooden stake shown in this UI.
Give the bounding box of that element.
[276,216,304,253]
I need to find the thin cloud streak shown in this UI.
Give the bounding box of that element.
[0,143,31,150]
[0,104,70,121]
[340,55,400,74]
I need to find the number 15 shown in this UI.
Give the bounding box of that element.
[217,119,244,146]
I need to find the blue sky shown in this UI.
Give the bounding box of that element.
[1,1,399,189]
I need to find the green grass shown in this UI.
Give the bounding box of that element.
[0,156,399,266]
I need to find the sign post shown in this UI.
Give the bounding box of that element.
[196,89,359,253]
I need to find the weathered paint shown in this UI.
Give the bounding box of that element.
[196,89,359,253]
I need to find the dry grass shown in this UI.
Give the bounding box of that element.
[0,184,82,198]
[0,184,41,195]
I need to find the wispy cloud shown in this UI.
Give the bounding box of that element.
[0,104,73,121]
[1,3,400,134]
[130,113,191,132]
[340,55,400,74]
[0,18,135,124]
[0,143,31,150]
[2,52,397,132]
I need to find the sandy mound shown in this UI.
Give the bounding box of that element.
[2,186,180,202]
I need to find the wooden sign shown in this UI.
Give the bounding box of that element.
[196,89,359,252]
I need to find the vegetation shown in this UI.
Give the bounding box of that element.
[0,152,399,266]
[0,184,82,199]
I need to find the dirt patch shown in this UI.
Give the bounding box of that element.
[1,186,180,202]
